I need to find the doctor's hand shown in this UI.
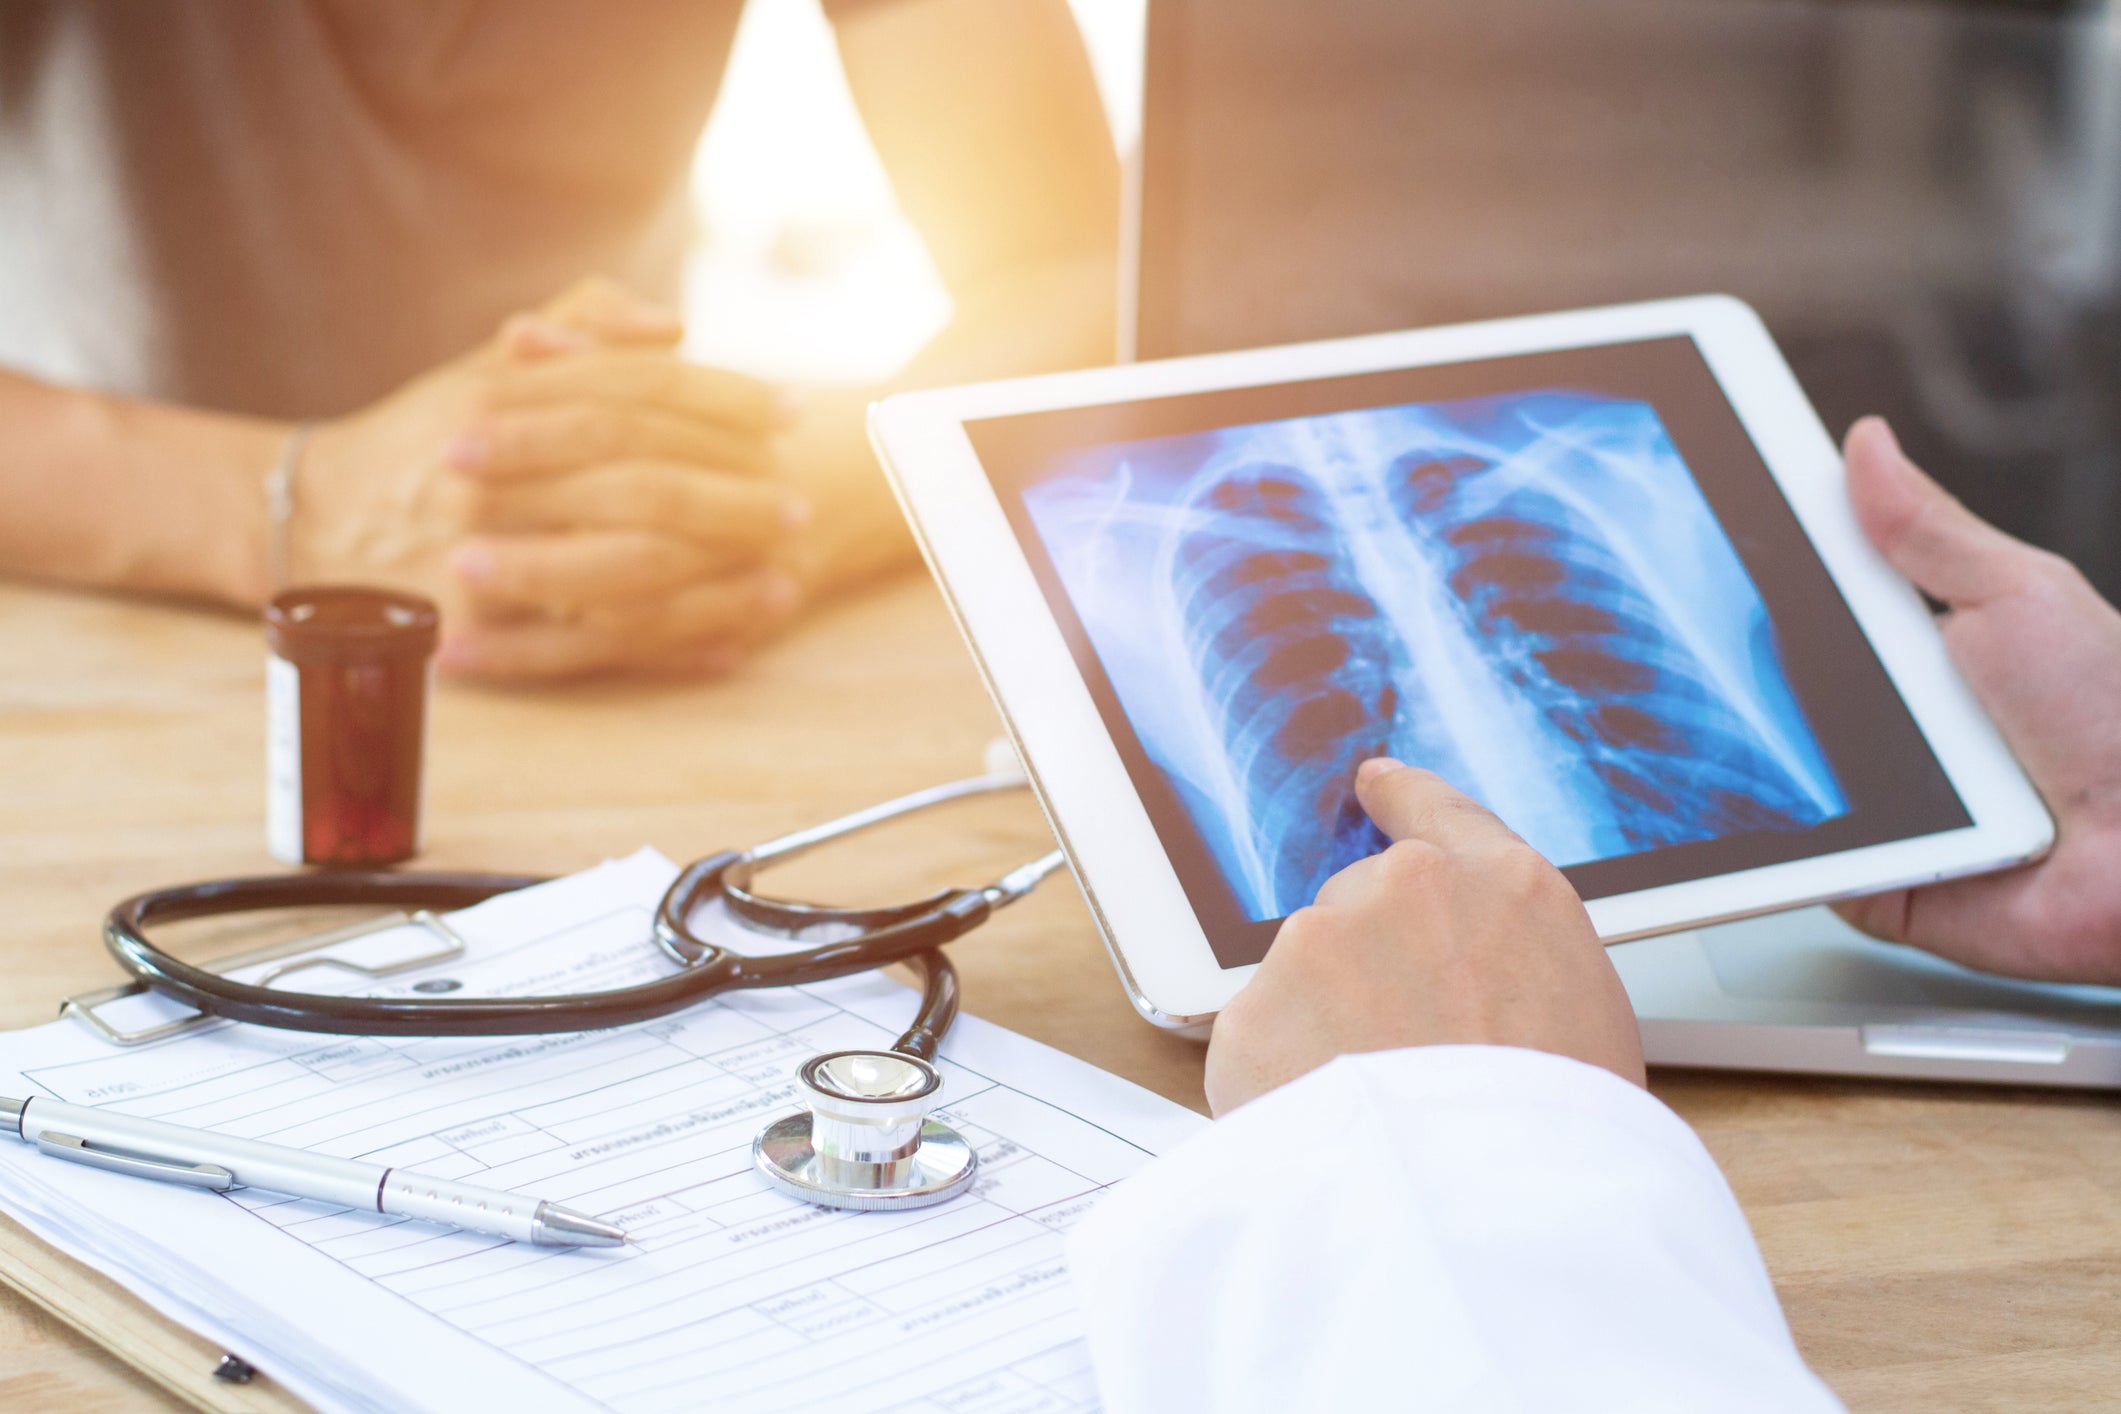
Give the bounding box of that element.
[294,277,809,683]
[1204,761,1644,1117]
[1833,417,2121,982]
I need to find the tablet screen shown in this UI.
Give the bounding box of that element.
[967,336,1968,967]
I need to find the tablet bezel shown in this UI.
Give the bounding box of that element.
[870,295,2055,1027]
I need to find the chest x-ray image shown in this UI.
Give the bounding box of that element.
[1024,392,1849,920]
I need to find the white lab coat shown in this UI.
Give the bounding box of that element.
[1068,1046,1846,1412]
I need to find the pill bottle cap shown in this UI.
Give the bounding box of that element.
[265,586,439,666]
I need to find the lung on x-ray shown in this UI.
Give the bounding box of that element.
[1023,390,1848,921]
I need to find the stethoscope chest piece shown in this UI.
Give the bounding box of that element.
[753,1049,977,1212]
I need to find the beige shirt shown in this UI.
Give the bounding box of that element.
[0,0,748,419]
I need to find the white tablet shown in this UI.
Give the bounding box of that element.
[870,295,2054,1028]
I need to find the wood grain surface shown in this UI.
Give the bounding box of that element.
[2,576,2115,1411]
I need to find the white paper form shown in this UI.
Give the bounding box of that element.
[0,850,1208,1414]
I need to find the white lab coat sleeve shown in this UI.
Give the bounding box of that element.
[1067,1045,1843,1413]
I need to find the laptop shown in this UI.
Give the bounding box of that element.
[1127,0,2121,1086]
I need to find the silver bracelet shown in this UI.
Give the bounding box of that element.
[263,422,316,593]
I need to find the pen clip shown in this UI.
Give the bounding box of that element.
[35,1132,235,1191]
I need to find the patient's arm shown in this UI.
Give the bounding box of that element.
[0,368,288,609]
[0,279,808,682]
[1834,417,2121,982]
[786,0,1121,597]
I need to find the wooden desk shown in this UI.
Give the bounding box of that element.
[3,577,2116,1411]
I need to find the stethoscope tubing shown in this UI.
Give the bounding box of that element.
[104,867,988,1037]
[99,773,1047,1045]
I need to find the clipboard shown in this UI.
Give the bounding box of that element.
[0,915,454,1414]
[0,1210,307,1413]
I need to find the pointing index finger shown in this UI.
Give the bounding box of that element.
[1354,758,1521,851]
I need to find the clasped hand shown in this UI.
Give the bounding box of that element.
[296,278,809,682]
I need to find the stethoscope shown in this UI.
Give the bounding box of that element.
[94,773,1068,1212]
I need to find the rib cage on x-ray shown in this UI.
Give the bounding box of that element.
[1025,393,1848,921]
[1167,464,1403,915]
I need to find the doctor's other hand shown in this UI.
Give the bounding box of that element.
[1834,417,2121,982]
[293,277,808,682]
[1204,761,1644,1117]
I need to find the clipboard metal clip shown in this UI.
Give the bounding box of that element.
[61,910,468,1047]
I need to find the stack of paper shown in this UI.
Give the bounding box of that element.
[0,850,1206,1413]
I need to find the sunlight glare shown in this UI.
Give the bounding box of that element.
[682,0,1142,386]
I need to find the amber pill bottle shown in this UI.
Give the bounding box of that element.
[264,587,439,867]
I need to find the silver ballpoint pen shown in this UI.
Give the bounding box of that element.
[0,1095,626,1248]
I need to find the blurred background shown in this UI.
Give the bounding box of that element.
[1138,0,2120,600]
[698,0,2118,601]
[682,0,1142,385]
